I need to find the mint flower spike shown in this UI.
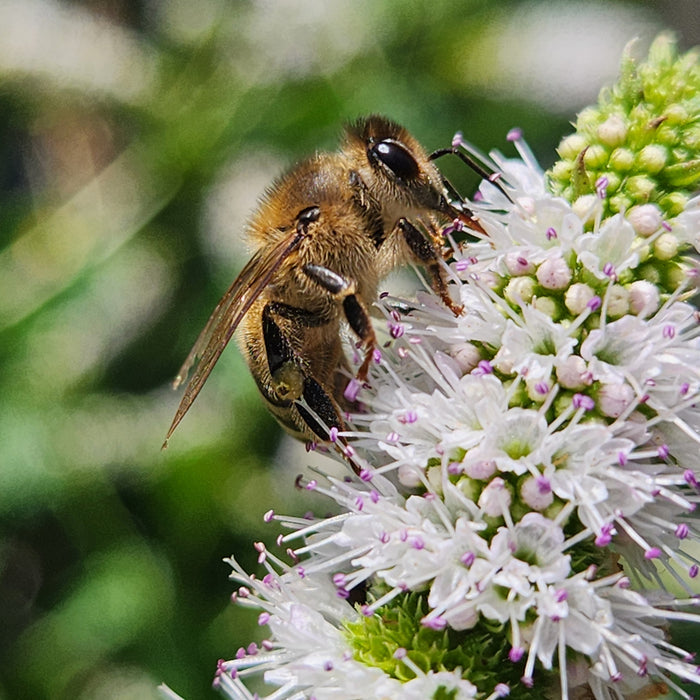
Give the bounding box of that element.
[215,37,700,700]
[549,33,700,225]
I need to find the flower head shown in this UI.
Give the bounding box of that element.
[217,36,700,700]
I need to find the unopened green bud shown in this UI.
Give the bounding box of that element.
[504,276,536,306]
[664,262,686,289]
[626,175,656,200]
[664,159,700,187]
[638,262,662,284]
[456,476,478,503]
[558,133,589,160]
[549,160,573,182]
[427,466,443,495]
[603,172,621,193]
[609,147,635,171]
[664,103,688,125]
[609,193,632,214]
[686,124,700,150]
[655,123,680,146]
[553,392,574,417]
[654,232,679,260]
[576,106,599,130]
[533,295,559,319]
[637,144,668,173]
[659,192,689,217]
[583,144,609,169]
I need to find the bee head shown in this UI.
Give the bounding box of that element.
[344,115,456,219]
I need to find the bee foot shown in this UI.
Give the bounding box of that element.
[356,349,374,383]
[441,295,464,317]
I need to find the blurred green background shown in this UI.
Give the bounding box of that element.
[0,1,697,698]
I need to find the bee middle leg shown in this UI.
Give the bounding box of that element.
[302,263,377,382]
[397,217,463,317]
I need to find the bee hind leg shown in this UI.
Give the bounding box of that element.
[261,303,353,459]
[302,263,377,382]
[295,378,362,475]
[296,375,344,440]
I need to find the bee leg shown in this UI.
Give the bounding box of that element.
[297,379,363,475]
[302,263,377,382]
[397,217,463,317]
[262,303,305,404]
[296,375,344,440]
[262,303,349,446]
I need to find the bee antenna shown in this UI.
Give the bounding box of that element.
[430,146,514,203]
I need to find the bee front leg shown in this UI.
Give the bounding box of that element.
[397,218,463,317]
[302,263,377,382]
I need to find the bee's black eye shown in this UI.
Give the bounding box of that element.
[369,140,420,181]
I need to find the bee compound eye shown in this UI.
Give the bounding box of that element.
[370,140,420,181]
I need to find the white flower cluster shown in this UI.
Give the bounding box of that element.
[217,135,700,700]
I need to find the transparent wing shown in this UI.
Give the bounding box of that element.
[164,230,304,445]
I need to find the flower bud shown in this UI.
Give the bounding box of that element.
[464,459,497,480]
[536,256,572,290]
[598,382,636,418]
[627,204,662,237]
[427,466,443,494]
[609,147,634,171]
[583,144,609,169]
[449,342,482,374]
[478,477,512,517]
[533,296,559,319]
[557,133,588,159]
[609,193,632,214]
[445,606,479,632]
[637,144,668,173]
[654,232,679,260]
[659,192,689,217]
[556,355,591,389]
[628,279,660,316]
[665,103,688,125]
[520,476,554,511]
[398,465,423,488]
[504,276,536,306]
[572,195,598,224]
[626,175,656,200]
[549,160,572,181]
[596,114,627,147]
[564,282,595,314]
[504,251,536,276]
[607,285,630,318]
[664,262,686,290]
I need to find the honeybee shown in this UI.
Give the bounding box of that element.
[164,115,483,449]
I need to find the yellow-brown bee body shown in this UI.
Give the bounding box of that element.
[165,115,481,447]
